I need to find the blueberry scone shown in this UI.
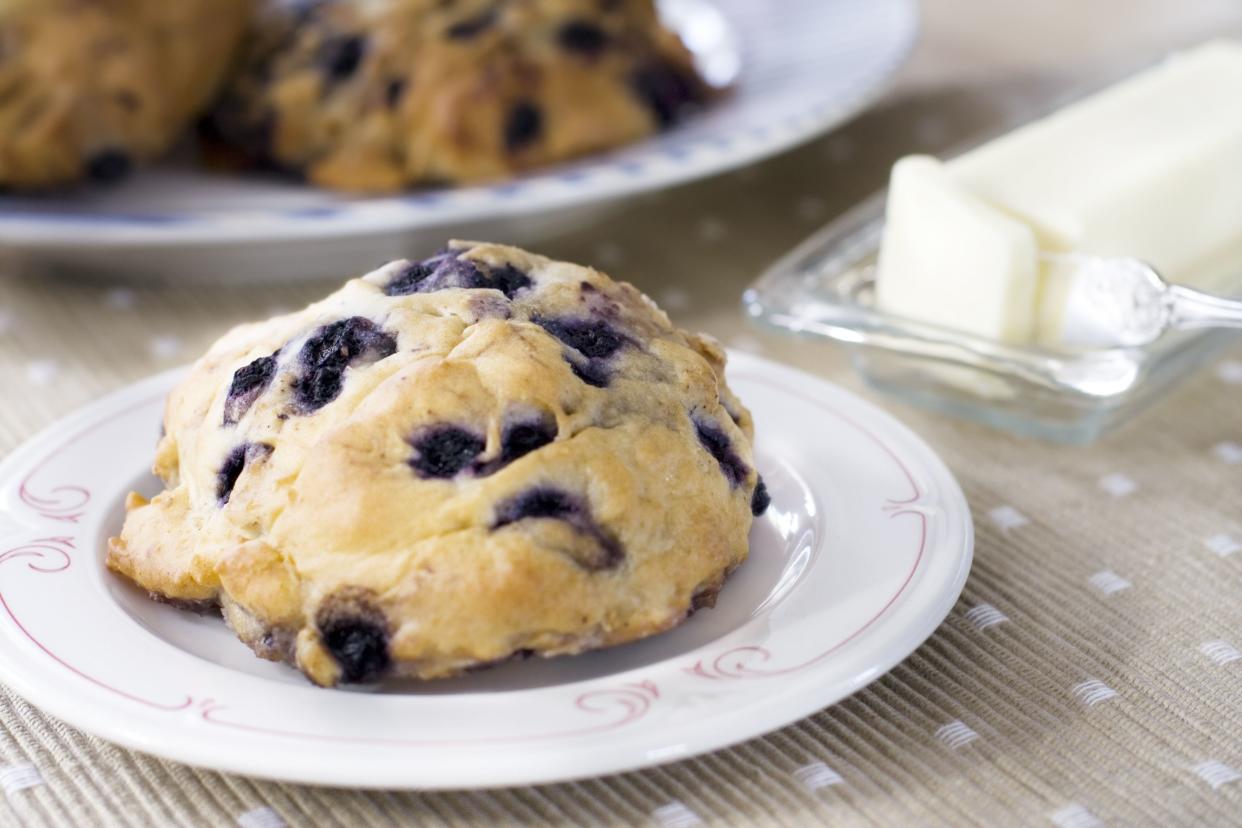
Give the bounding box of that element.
[0,0,250,189]
[107,242,767,686]
[207,0,711,192]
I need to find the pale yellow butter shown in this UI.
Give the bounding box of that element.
[876,40,1242,346]
[876,156,1039,344]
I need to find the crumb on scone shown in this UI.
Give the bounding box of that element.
[106,241,768,687]
[206,0,714,192]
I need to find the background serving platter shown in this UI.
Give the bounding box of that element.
[0,352,971,789]
[0,0,919,282]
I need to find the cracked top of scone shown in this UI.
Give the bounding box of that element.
[107,241,765,687]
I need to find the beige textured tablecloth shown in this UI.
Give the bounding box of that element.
[2,2,1242,825]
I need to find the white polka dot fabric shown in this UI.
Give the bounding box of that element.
[1,5,1241,823]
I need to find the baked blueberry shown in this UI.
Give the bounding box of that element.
[569,360,610,388]
[216,442,273,504]
[223,354,278,425]
[316,590,390,683]
[558,20,609,56]
[751,476,770,516]
[500,414,557,465]
[472,412,558,476]
[409,426,485,479]
[630,61,702,128]
[487,264,532,299]
[538,317,624,359]
[493,487,581,526]
[434,256,489,290]
[292,317,396,412]
[384,78,406,107]
[384,258,439,296]
[446,9,497,40]
[387,253,532,298]
[216,446,248,504]
[693,418,749,487]
[538,315,620,387]
[85,149,133,184]
[321,619,389,682]
[318,34,366,80]
[504,102,543,152]
[492,487,622,570]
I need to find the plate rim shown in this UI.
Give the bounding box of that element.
[0,0,920,249]
[0,351,971,788]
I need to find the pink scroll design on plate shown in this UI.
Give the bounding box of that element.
[17,481,90,523]
[13,391,163,524]
[685,371,932,681]
[0,394,195,713]
[0,536,74,573]
[196,679,660,746]
[0,536,194,711]
[686,506,928,680]
[686,646,777,680]
[574,679,660,728]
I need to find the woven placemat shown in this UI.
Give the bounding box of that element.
[2,2,1242,824]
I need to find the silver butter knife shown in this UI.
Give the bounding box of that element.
[1050,253,1242,349]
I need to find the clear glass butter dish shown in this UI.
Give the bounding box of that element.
[742,192,1242,444]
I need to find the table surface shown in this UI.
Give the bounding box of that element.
[2,2,1242,825]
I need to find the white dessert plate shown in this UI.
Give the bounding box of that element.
[0,352,971,789]
[0,0,919,282]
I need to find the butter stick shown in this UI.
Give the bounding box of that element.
[876,39,1242,346]
[875,156,1039,343]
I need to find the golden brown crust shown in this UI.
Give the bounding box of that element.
[107,242,762,686]
[209,0,710,191]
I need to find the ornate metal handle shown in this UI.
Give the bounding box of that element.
[1166,285,1242,331]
